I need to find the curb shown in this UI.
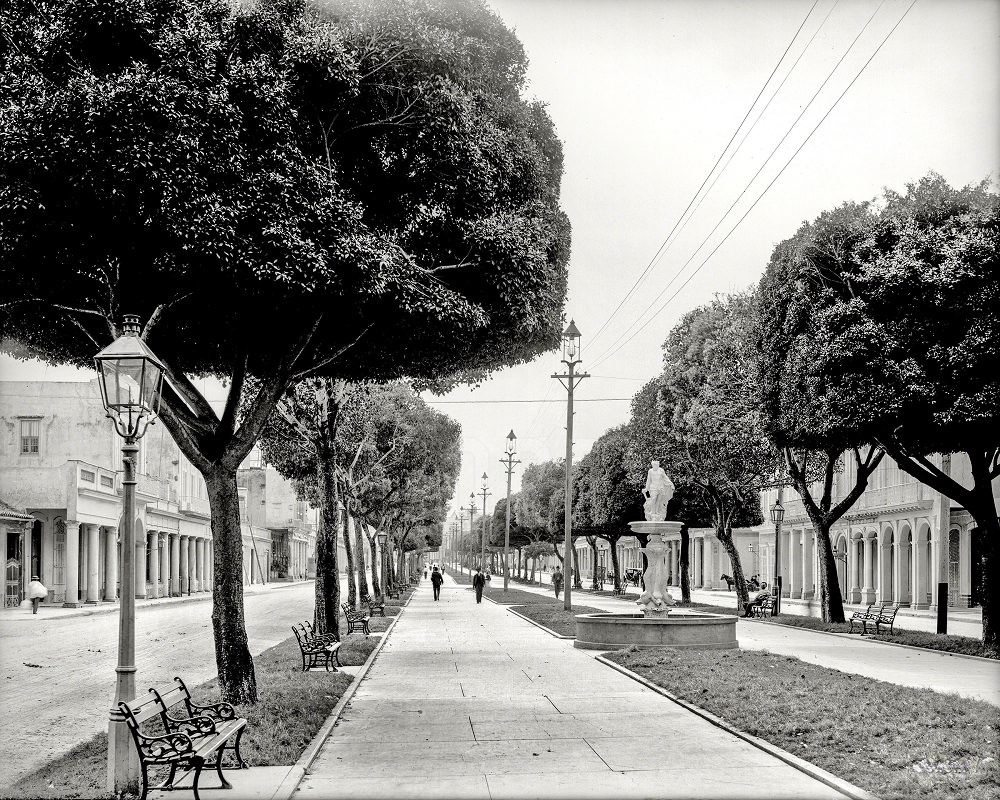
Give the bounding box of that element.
[505,606,575,639]
[274,588,414,800]
[595,654,881,800]
[748,618,997,664]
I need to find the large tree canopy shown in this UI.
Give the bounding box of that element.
[0,0,569,704]
[755,173,999,640]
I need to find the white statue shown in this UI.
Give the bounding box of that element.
[643,460,675,522]
[636,534,675,614]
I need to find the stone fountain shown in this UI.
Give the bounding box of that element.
[574,461,737,650]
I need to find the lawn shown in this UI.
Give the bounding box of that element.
[11,612,390,799]
[606,646,999,800]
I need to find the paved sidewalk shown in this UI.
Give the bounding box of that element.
[500,580,1000,706]
[298,575,855,800]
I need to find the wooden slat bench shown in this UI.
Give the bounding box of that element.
[121,677,247,800]
[292,623,342,671]
[341,602,371,635]
[871,603,902,635]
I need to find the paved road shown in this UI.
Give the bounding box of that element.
[299,576,853,800]
[0,582,318,790]
[500,580,1000,706]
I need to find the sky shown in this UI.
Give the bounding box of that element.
[2,0,998,520]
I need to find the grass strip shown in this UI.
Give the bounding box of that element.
[752,613,997,659]
[513,603,607,635]
[605,647,999,800]
[12,618,383,799]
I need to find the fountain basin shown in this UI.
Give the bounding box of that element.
[574,612,738,650]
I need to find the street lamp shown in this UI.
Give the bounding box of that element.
[499,430,520,593]
[457,507,467,574]
[95,314,164,794]
[377,530,388,601]
[479,474,491,573]
[552,320,589,610]
[770,496,785,614]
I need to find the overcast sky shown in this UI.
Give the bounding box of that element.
[2,0,997,520]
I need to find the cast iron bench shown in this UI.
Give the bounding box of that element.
[750,596,777,618]
[341,602,371,635]
[292,622,342,671]
[611,581,629,597]
[870,603,902,635]
[121,677,247,800]
[365,596,386,617]
[849,601,894,634]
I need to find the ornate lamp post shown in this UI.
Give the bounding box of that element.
[499,430,520,593]
[552,320,589,610]
[479,474,491,572]
[377,530,388,599]
[95,314,164,794]
[457,507,467,574]
[770,496,785,614]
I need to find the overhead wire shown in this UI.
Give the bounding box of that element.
[590,0,888,370]
[589,0,918,371]
[585,0,822,351]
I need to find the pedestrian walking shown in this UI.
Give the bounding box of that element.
[430,566,443,600]
[552,566,563,599]
[27,575,47,614]
[472,568,486,604]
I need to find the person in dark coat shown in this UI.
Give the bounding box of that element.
[430,566,443,600]
[472,568,486,604]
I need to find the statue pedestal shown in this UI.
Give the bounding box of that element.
[629,520,682,617]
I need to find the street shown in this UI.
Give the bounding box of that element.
[0,582,317,790]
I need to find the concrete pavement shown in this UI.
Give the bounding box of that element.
[498,578,1000,706]
[297,574,860,800]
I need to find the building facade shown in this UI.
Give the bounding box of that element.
[0,380,294,609]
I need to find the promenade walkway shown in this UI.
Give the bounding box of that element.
[298,575,857,800]
[502,579,1000,706]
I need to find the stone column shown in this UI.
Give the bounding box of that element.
[204,540,212,591]
[20,524,33,609]
[84,524,101,603]
[104,527,118,601]
[159,534,169,597]
[788,530,801,598]
[862,537,876,603]
[178,536,189,594]
[198,539,207,591]
[849,537,861,604]
[64,521,82,607]
[135,535,147,599]
[148,532,160,599]
[801,530,814,599]
[169,534,180,596]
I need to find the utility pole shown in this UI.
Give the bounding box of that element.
[552,320,588,611]
[499,430,520,593]
[479,474,491,572]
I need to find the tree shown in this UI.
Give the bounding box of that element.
[758,174,999,641]
[754,203,888,622]
[0,0,570,702]
[659,294,774,614]
[518,459,582,585]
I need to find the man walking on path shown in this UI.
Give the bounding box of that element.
[552,566,564,598]
[472,568,486,603]
[430,565,443,600]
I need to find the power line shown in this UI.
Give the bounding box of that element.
[590,0,917,371]
[425,398,633,404]
[586,0,822,352]
[590,0,889,370]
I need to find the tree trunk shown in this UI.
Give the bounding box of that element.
[572,546,582,589]
[204,468,257,705]
[588,536,600,589]
[609,537,622,592]
[365,525,381,600]
[716,525,749,614]
[679,526,691,604]
[342,494,356,608]
[814,526,845,623]
[314,452,341,639]
[352,515,369,603]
